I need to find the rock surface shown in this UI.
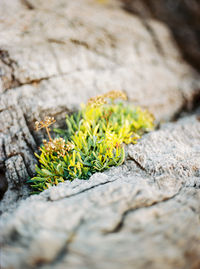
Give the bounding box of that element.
[121,0,200,72]
[1,0,200,212]
[0,0,200,268]
[0,116,200,269]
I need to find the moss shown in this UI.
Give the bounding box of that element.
[29,91,154,192]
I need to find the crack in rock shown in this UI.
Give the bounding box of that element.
[103,188,183,234]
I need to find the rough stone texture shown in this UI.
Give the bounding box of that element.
[1,0,200,212]
[0,0,200,268]
[0,116,200,269]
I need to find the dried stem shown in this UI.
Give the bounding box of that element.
[46,127,52,141]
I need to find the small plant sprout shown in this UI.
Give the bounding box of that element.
[30,91,154,192]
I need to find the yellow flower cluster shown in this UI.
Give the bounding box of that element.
[87,90,127,108]
[35,116,56,141]
[42,138,74,158]
[104,90,127,101]
[87,95,107,108]
[35,116,56,131]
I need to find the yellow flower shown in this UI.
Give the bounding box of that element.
[42,138,74,158]
[35,116,56,141]
[103,90,127,101]
[87,95,107,108]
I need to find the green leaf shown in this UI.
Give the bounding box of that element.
[41,169,54,176]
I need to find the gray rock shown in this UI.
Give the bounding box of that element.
[0,1,200,268]
[121,0,200,72]
[0,0,200,212]
[0,116,200,269]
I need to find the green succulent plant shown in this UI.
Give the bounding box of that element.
[29,91,154,193]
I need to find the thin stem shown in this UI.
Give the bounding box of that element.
[46,127,52,141]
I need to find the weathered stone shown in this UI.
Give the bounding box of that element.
[0,0,200,212]
[0,116,200,269]
[0,1,200,268]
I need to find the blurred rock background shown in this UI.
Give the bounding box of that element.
[121,0,200,71]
